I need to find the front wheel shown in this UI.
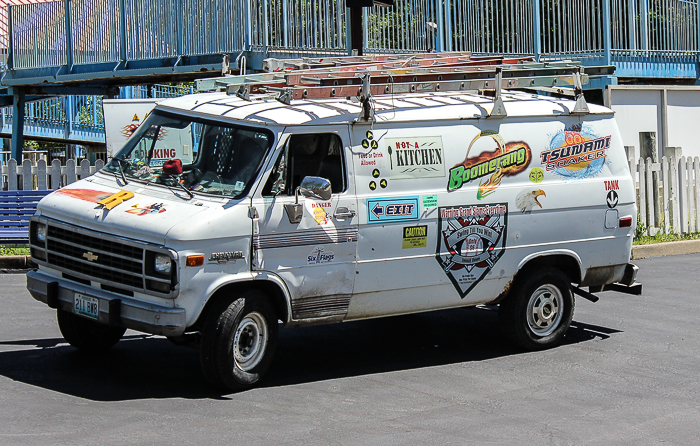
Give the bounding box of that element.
[200,290,278,392]
[499,267,574,350]
[56,309,126,353]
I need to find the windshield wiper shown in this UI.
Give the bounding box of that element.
[173,180,194,199]
[113,157,129,185]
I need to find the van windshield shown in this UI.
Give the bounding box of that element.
[103,111,273,198]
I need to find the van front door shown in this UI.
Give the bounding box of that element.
[252,128,357,323]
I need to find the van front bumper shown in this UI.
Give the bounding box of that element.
[27,270,186,337]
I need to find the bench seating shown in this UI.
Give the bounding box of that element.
[0,190,53,244]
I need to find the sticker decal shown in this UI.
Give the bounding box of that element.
[55,189,112,203]
[605,180,619,191]
[125,202,166,216]
[367,197,420,224]
[448,130,531,199]
[385,136,445,179]
[367,170,388,192]
[436,204,508,298]
[307,246,335,265]
[515,189,546,214]
[311,202,332,225]
[358,151,385,167]
[540,124,610,180]
[422,194,438,209]
[529,167,544,183]
[607,190,618,208]
[402,225,428,249]
[98,190,135,210]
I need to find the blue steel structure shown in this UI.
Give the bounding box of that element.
[0,84,192,146]
[1,0,699,158]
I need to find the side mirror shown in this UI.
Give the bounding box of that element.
[298,176,332,201]
[284,176,332,224]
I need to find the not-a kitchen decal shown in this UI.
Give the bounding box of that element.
[436,203,507,298]
[385,136,445,179]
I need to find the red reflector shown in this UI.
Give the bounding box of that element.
[619,217,632,227]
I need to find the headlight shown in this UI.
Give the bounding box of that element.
[154,254,172,275]
[36,223,47,242]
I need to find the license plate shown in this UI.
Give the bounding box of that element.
[74,293,99,320]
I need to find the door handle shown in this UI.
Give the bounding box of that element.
[334,207,356,220]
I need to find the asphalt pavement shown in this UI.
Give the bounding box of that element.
[1,254,699,445]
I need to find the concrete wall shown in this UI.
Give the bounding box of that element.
[605,85,700,161]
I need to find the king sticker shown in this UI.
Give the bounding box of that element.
[435,203,508,298]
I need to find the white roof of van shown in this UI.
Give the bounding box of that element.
[157,90,613,127]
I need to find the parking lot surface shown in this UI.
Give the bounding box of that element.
[1,254,699,445]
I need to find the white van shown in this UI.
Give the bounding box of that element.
[27,71,639,391]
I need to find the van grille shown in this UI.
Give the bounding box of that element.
[46,225,145,289]
[31,220,176,297]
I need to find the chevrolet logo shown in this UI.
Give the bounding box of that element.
[83,252,98,262]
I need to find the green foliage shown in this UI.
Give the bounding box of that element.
[633,217,700,245]
[0,246,30,256]
[634,231,700,245]
[77,96,104,126]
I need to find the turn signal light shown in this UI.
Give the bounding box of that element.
[186,255,205,266]
[619,217,632,228]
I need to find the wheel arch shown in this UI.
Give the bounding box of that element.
[515,250,584,285]
[192,273,292,332]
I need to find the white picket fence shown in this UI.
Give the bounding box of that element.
[631,155,700,235]
[0,156,697,235]
[1,158,104,191]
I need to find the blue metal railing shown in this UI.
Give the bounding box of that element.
[3,0,699,74]
[0,84,193,144]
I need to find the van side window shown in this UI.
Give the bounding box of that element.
[263,133,346,196]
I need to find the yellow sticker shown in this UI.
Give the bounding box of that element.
[402,225,427,249]
[529,167,544,183]
[97,190,134,210]
[132,114,140,122]
[313,206,329,225]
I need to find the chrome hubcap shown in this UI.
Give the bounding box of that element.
[232,312,268,371]
[527,284,563,337]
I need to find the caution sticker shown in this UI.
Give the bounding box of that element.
[402,225,428,249]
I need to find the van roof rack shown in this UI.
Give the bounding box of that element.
[196,53,614,119]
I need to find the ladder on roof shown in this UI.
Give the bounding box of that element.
[196,53,615,119]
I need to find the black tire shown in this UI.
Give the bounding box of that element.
[200,290,278,392]
[56,309,126,353]
[499,267,574,351]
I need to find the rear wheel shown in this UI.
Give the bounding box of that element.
[200,290,278,392]
[56,309,126,353]
[499,267,574,350]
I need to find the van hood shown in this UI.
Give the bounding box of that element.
[36,176,218,245]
